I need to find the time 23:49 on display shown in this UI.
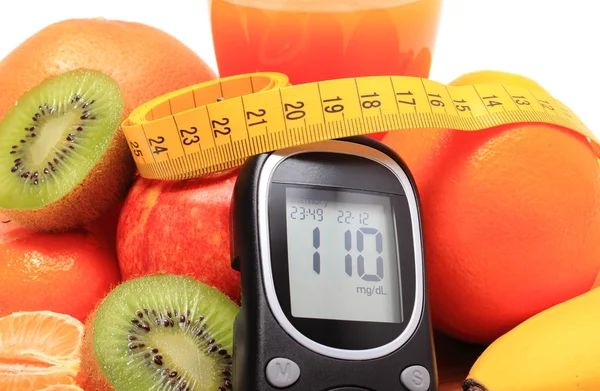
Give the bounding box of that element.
[289,207,370,225]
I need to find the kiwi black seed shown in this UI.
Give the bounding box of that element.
[0,68,135,232]
[90,274,240,391]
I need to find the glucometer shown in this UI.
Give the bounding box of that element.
[230,136,438,391]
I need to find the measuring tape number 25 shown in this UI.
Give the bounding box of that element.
[120,72,600,180]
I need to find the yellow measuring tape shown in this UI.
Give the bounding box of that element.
[121,72,600,180]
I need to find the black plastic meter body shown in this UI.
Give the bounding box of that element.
[230,136,438,391]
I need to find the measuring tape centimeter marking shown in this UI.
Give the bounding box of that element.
[121,72,600,181]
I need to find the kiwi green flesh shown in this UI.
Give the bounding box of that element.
[0,68,124,210]
[92,274,240,391]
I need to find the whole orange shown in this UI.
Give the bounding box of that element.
[0,214,122,323]
[0,18,216,119]
[382,76,600,344]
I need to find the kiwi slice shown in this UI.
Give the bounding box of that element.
[87,274,239,391]
[0,68,135,232]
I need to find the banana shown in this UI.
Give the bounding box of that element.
[461,286,600,391]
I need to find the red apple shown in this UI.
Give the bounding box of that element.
[116,168,241,304]
[366,131,387,141]
[84,200,124,253]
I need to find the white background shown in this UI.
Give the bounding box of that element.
[0,0,598,137]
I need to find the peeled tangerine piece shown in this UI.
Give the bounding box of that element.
[41,385,85,390]
[0,311,84,390]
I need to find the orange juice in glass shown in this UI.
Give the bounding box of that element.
[209,0,443,85]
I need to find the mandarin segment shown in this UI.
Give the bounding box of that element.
[0,311,83,365]
[41,385,85,391]
[0,366,78,390]
[0,311,84,390]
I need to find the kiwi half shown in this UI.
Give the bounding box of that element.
[82,274,239,391]
[0,68,135,232]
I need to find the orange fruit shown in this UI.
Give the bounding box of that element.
[381,72,600,344]
[0,311,84,390]
[41,386,84,391]
[0,214,121,323]
[0,18,216,120]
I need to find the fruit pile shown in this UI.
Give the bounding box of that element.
[0,19,239,391]
[0,17,599,391]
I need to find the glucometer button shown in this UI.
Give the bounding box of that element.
[265,357,301,388]
[400,365,431,391]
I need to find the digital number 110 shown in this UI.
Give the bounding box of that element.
[312,226,384,282]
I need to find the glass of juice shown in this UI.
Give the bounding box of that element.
[209,0,443,85]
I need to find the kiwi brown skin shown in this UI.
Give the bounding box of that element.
[78,305,115,391]
[0,69,136,233]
